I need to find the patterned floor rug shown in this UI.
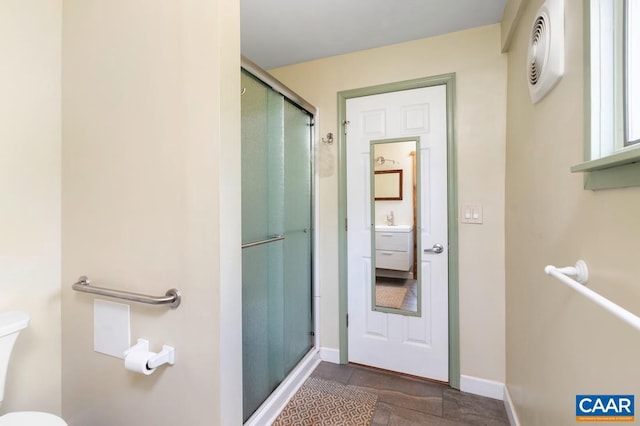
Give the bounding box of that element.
[273,377,378,425]
[375,285,408,309]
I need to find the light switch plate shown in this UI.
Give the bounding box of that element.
[461,203,483,224]
[94,299,131,359]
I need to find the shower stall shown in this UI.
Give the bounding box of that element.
[240,59,316,423]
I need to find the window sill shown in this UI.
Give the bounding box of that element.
[571,144,640,190]
[571,144,640,172]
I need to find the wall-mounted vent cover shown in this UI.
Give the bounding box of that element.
[527,0,564,104]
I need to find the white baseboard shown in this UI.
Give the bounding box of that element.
[503,385,521,426]
[319,347,340,364]
[459,375,505,400]
[244,350,321,426]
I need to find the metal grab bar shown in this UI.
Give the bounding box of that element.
[72,276,181,308]
[545,260,640,332]
[241,234,285,249]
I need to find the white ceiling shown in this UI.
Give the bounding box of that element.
[241,0,508,69]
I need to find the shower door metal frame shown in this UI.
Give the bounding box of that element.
[242,56,317,118]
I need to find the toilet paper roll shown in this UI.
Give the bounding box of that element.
[124,351,157,375]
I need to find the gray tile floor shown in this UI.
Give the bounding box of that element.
[310,362,510,426]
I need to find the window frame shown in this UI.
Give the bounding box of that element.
[625,0,640,146]
[572,0,640,189]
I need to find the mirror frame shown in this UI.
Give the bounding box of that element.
[374,169,403,200]
[370,137,421,316]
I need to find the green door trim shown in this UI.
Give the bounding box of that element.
[337,74,460,389]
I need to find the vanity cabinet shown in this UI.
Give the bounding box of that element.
[375,226,414,271]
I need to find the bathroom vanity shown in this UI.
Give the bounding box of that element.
[374,225,414,275]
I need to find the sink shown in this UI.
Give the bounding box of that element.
[375,225,413,233]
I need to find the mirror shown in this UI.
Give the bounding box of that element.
[370,138,419,315]
[374,170,403,200]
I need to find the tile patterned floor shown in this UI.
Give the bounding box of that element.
[310,362,510,426]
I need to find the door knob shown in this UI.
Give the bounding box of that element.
[424,243,444,254]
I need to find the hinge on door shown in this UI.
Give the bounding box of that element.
[346,314,349,328]
[343,120,350,135]
[310,331,315,336]
[345,218,348,232]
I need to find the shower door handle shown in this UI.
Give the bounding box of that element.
[241,234,285,249]
[424,243,444,254]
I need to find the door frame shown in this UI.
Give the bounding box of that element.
[337,74,460,389]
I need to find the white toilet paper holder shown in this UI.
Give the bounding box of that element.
[124,338,175,370]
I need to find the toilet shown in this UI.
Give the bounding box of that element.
[0,311,67,426]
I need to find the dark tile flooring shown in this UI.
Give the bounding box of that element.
[310,362,510,426]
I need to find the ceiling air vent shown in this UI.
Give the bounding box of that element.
[527,0,564,104]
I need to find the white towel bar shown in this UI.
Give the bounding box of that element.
[545,260,640,332]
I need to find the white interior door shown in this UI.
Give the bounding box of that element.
[346,85,449,381]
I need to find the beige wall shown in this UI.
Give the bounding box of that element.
[0,0,62,415]
[501,0,528,51]
[61,1,241,425]
[271,24,507,383]
[505,1,640,424]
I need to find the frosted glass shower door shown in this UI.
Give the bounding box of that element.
[282,99,313,375]
[241,71,313,422]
